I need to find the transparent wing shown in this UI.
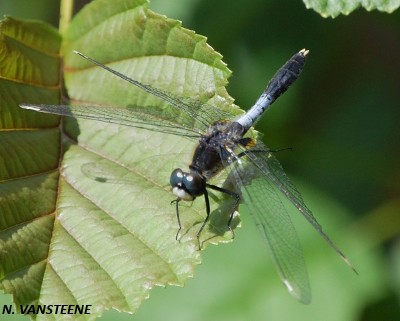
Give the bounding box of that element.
[70,51,236,130]
[20,103,202,138]
[223,146,311,304]
[20,51,237,136]
[20,97,235,138]
[244,141,357,273]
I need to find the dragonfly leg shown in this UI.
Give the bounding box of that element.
[206,184,240,239]
[171,199,182,240]
[196,189,211,249]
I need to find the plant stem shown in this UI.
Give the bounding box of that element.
[59,0,74,34]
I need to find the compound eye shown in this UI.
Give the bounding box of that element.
[170,168,184,187]
[183,173,205,197]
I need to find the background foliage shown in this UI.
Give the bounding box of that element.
[0,0,399,320]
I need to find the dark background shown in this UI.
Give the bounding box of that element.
[1,0,399,320]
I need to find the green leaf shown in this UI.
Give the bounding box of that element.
[1,0,241,318]
[303,0,400,18]
[0,15,61,312]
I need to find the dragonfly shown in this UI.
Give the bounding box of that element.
[20,49,356,304]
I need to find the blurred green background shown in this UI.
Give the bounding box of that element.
[1,0,399,320]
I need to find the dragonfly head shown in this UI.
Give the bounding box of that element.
[170,168,206,201]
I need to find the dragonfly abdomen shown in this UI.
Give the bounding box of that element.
[236,49,308,131]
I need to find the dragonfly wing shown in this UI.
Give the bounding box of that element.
[245,141,356,273]
[224,149,311,304]
[20,103,201,138]
[20,97,236,139]
[21,52,238,136]
[70,51,237,130]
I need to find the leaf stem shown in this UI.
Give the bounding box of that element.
[59,0,74,34]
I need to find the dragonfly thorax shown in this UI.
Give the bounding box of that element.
[170,168,206,201]
[189,121,246,180]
